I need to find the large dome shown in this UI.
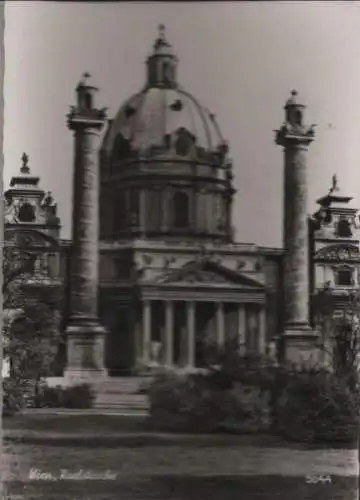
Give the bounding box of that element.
[101,87,224,156]
[101,25,226,159]
[99,26,235,244]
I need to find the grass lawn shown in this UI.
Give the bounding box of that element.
[3,414,358,500]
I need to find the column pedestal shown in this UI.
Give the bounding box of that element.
[64,318,107,384]
[283,326,320,365]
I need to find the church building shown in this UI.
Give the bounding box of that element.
[5,27,360,379]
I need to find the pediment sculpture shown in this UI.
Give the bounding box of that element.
[316,245,360,262]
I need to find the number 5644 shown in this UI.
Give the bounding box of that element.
[305,475,332,484]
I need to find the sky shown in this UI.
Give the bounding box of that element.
[4,1,360,247]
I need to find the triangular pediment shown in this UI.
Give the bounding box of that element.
[155,259,265,289]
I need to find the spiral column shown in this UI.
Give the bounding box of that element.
[64,73,107,382]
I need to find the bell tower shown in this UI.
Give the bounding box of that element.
[64,73,108,382]
[275,90,319,363]
[5,153,61,238]
[310,176,360,312]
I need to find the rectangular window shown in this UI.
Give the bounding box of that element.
[336,268,353,286]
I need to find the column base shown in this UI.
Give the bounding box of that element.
[64,316,108,384]
[283,323,320,365]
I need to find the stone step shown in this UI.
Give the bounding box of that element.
[95,398,148,407]
[94,400,148,407]
[95,397,147,403]
[94,393,148,406]
[93,406,148,415]
[96,396,147,403]
[94,378,151,395]
[94,399,149,410]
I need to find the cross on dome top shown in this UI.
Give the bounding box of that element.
[329,174,339,194]
[79,72,92,87]
[153,23,172,51]
[158,23,166,40]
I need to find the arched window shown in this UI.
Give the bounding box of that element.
[175,128,194,156]
[128,189,139,226]
[173,191,190,229]
[294,109,303,126]
[335,266,353,286]
[113,134,130,160]
[84,93,92,110]
[337,218,352,238]
[18,203,35,223]
[114,193,126,232]
[163,62,172,83]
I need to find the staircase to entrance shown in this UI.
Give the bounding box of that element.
[93,377,150,413]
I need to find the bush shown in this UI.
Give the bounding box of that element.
[274,368,360,444]
[148,370,270,434]
[3,378,26,416]
[148,340,360,443]
[36,383,95,409]
[146,339,360,442]
[36,385,65,408]
[62,384,95,409]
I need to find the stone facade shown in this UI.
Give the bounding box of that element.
[5,28,357,377]
[97,239,282,374]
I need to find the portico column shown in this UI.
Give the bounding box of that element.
[134,308,142,366]
[258,306,266,355]
[216,302,225,346]
[164,301,174,367]
[143,299,151,365]
[238,305,246,354]
[186,301,195,368]
[139,189,146,237]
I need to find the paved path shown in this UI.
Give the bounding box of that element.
[20,408,147,417]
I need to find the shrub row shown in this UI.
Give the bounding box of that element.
[3,378,95,415]
[147,350,360,444]
[35,383,95,409]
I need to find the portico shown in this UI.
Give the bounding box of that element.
[135,297,266,370]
